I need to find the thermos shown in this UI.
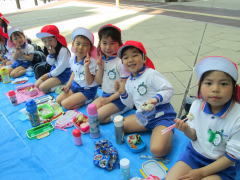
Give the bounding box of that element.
[120,158,130,180]
[87,103,100,138]
[113,115,124,144]
[8,90,17,105]
[26,99,40,127]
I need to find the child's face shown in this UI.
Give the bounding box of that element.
[11,33,25,47]
[72,36,91,59]
[42,36,57,49]
[200,71,234,113]
[122,47,146,76]
[100,36,119,57]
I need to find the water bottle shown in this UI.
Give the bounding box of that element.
[26,99,40,127]
[113,115,124,144]
[8,90,17,105]
[72,129,82,146]
[120,158,130,180]
[0,67,10,83]
[87,103,100,138]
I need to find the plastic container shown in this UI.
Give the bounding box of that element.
[120,158,130,180]
[141,160,167,179]
[113,115,124,144]
[87,103,100,138]
[72,113,90,133]
[26,99,41,127]
[72,129,82,146]
[37,103,54,119]
[8,90,17,105]
[126,134,146,153]
[26,122,54,139]
[0,67,10,83]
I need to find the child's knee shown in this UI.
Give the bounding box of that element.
[150,144,170,157]
[39,84,50,93]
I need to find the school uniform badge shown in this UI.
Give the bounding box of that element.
[137,82,147,96]
[108,69,116,80]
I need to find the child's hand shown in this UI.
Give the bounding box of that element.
[62,85,70,93]
[98,97,110,106]
[179,169,203,180]
[47,46,56,54]
[146,98,158,105]
[84,53,90,67]
[96,52,104,70]
[117,80,126,94]
[41,74,49,81]
[174,118,189,132]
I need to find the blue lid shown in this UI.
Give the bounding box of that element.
[26,99,37,113]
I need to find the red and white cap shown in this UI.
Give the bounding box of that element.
[195,56,238,82]
[72,27,94,45]
[36,25,67,47]
[98,24,121,34]
[0,26,8,39]
[0,13,10,24]
[117,40,155,69]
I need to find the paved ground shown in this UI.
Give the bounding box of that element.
[1,0,240,116]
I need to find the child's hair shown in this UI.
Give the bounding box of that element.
[195,56,240,102]
[10,31,25,42]
[97,24,122,54]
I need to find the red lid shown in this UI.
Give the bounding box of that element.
[72,129,81,137]
[8,90,16,96]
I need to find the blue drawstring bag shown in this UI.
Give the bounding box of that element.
[93,139,119,171]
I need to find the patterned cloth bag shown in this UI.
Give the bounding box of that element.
[93,139,119,171]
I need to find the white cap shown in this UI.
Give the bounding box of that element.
[72,27,94,45]
[8,27,23,37]
[113,115,123,127]
[120,158,130,169]
[195,56,238,82]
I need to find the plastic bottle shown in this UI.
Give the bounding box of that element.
[113,115,124,144]
[72,129,82,146]
[0,67,10,83]
[26,99,40,127]
[8,90,17,105]
[87,103,100,138]
[120,158,130,180]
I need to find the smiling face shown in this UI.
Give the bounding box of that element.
[42,36,57,50]
[200,71,234,113]
[121,47,146,76]
[72,36,91,60]
[99,36,120,58]
[11,32,26,47]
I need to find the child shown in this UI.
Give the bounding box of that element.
[0,27,8,65]
[0,13,9,33]
[35,25,71,93]
[8,27,34,78]
[166,56,240,180]
[56,27,98,109]
[118,40,176,157]
[92,24,129,123]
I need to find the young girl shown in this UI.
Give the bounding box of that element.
[166,56,240,180]
[0,27,8,65]
[118,40,176,157]
[8,27,34,78]
[56,27,98,109]
[35,25,71,93]
[0,13,9,33]
[92,24,129,123]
